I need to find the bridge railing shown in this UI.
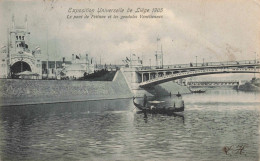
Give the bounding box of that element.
[137,59,259,71]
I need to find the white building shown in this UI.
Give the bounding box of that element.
[123,53,143,68]
[0,46,8,78]
[61,53,95,79]
[0,15,42,79]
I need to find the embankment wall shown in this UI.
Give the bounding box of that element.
[0,71,133,106]
[0,70,192,106]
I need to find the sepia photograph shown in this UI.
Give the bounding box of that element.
[0,0,259,160]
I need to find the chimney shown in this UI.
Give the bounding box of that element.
[63,57,65,63]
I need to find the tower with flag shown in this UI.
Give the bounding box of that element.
[155,37,163,68]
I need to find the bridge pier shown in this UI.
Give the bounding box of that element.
[121,68,155,97]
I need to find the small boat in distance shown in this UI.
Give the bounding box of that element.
[190,88,206,93]
[133,97,184,114]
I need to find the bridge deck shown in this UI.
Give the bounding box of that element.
[137,63,259,73]
[138,64,260,87]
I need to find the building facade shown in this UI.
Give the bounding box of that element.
[60,54,95,79]
[0,16,42,79]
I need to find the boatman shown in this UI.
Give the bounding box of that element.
[169,92,184,110]
[174,92,184,108]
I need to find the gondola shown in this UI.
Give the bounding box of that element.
[133,97,184,114]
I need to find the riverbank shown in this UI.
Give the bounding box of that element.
[238,82,260,91]
[237,78,260,92]
[0,70,192,106]
[0,71,133,106]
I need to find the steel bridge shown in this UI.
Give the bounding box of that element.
[135,60,260,87]
[187,80,240,87]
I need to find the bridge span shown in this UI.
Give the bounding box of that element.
[187,80,240,87]
[134,60,260,87]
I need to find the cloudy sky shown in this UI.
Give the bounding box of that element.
[0,0,260,80]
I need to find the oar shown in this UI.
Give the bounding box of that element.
[132,97,136,111]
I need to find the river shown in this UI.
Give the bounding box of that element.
[0,89,259,161]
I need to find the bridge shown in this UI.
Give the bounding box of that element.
[133,60,260,87]
[187,80,240,87]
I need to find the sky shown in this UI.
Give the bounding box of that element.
[0,0,260,80]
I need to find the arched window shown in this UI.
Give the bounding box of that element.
[22,36,24,40]
[19,36,21,40]
[16,36,18,40]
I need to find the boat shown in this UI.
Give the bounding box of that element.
[133,97,184,114]
[190,89,206,93]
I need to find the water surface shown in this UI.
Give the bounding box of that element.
[0,89,259,161]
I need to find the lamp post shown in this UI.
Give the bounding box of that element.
[196,56,197,67]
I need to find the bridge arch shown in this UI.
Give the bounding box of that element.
[138,67,259,87]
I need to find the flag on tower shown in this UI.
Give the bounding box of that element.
[126,57,130,62]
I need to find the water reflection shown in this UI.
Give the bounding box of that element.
[0,99,133,160]
[136,111,185,124]
[0,90,259,161]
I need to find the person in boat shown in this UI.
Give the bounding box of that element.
[175,92,184,108]
[176,92,181,97]
[169,92,184,110]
